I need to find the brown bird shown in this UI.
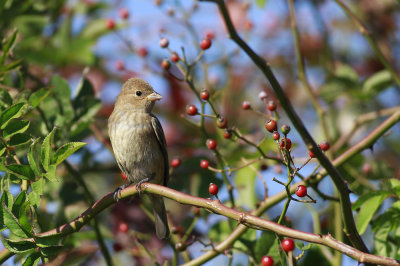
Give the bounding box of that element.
[108,78,169,239]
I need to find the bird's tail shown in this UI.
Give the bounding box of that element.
[149,194,169,239]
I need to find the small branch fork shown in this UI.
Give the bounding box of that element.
[0,184,397,266]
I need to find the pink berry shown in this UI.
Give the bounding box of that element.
[242,101,251,110]
[115,60,124,71]
[106,19,115,30]
[170,52,180,62]
[137,47,148,57]
[200,38,212,50]
[159,37,169,48]
[118,8,129,19]
[267,100,276,111]
[259,91,268,100]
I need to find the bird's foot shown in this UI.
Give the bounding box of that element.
[113,181,133,201]
[135,174,155,195]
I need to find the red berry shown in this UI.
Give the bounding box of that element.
[186,105,198,116]
[159,37,169,48]
[223,129,232,139]
[295,185,307,197]
[170,52,180,62]
[309,149,315,158]
[161,59,171,70]
[115,60,124,71]
[259,91,268,100]
[362,163,372,174]
[208,183,218,195]
[175,242,186,251]
[206,139,217,150]
[106,19,115,30]
[216,116,228,129]
[204,30,215,40]
[272,131,280,140]
[200,160,209,169]
[119,8,129,19]
[279,138,292,150]
[200,38,212,50]
[242,101,251,110]
[200,90,210,100]
[261,255,274,266]
[113,242,123,252]
[267,100,276,111]
[118,222,129,233]
[121,172,127,180]
[137,47,148,57]
[265,119,277,133]
[281,238,295,252]
[319,141,330,151]
[170,158,181,168]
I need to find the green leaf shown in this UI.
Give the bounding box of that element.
[28,139,41,177]
[352,191,390,210]
[5,164,36,181]
[2,202,29,238]
[50,76,74,123]
[22,252,41,266]
[2,120,30,140]
[9,133,31,146]
[12,191,27,217]
[0,102,27,129]
[255,0,267,8]
[35,233,62,247]
[0,59,22,73]
[40,245,63,257]
[44,164,58,182]
[1,238,36,253]
[234,165,257,209]
[41,128,56,171]
[51,142,87,166]
[1,30,18,64]
[0,89,13,108]
[18,201,33,235]
[373,208,400,258]
[363,70,392,96]
[356,194,387,235]
[254,230,280,263]
[31,178,45,196]
[29,89,51,108]
[28,192,41,208]
[296,242,313,251]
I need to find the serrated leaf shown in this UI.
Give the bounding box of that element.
[35,233,62,247]
[51,142,87,166]
[234,165,257,209]
[41,128,56,171]
[356,194,387,235]
[22,252,41,266]
[9,133,31,146]
[1,238,36,253]
[28,139,41,177]
[2,202,29,238]
[5,164,36,181]
[2,120,30,140]
[0,102,27,129]
[29,89,51,108]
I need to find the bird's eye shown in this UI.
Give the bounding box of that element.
[135,91,142,96]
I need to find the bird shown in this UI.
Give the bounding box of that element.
[108,78,169,239]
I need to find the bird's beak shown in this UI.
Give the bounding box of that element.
[147,92,163,102]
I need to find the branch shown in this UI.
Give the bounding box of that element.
[198,0,369,255]
[1,184,398,266]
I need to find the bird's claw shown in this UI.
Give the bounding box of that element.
[135,177,150,196]
[113,181,132,201]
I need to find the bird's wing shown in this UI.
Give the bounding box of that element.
[151,114,169,186]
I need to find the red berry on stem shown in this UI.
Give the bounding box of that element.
[295,185,307,197]
[223,129,232,139]
[265,119,277,133]
[170,158,181,168]
[279,138,292,150]
[261,255,274,266]
[121,172,127,180]
[200,160,209,169]
[281,238,295,252]
[216,116,228,129]
[186,105,198,116]
[204,30,215,40]
[200,38,212,50]
[309,149,315,158]
[161,59,171,70]
[209,183,218,195]
[319,141,330,151]
[118,222,129,233]
[115,60,124,71]
[106,18,115,30]
[200,89,210,100]
[159,37,169,48]
[170,52,180,62]
[267,100,276,111]
[206,139,217,150]
[137,47,148,57]
[259,91,268,100]
[272,131,280,140]
[242,101,251,110]
[119,8,129,19]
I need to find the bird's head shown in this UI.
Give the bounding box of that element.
[115,78,162,112]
